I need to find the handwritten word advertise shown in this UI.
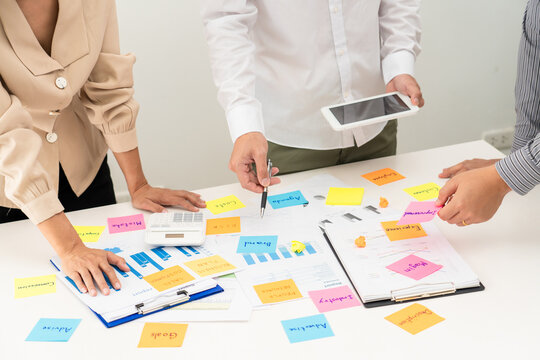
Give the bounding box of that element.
[206,217,241,235]
[403,182,441,201]
[26,318,81,342]
[281,314,335,343]
[385,303,445,335]
[386,254,443,280]
[381,221,427,241]
[237,235,278,254]
[268,190,308,209]
[107,214,145,234]
[308,285,362,313]
[184,255,236,277]
[14,274,56,298]
[254,279,302,304]
[143,266,195,292]
[138,323,188,348]
[397,201,442,225]
[362,168,405,186]
[206,195,245,215]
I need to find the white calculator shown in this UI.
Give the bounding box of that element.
[145,212,206,246]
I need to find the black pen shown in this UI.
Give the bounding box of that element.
[260,159,272,218]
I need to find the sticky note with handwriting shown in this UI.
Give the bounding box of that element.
[268,190,308,209]
[254,279,302,304]
[237,235,278,254]
[308,285,361,313]
[281,314,334,343]
[325,187,364,205]
[26,318,81,342]
[386,254,443,280]
[396,201,442,225]
[206,195,245,215]
[403,182,441,201]
[138,323,188,348]
[15,274,56,298]
[385,303,445,335]
[74,226,105,242]
[362,168,405,186]
[143,266,195,292]
[381,221,427,241]
[206,216,241,235]
[107,214,145,234]
[184,255,236,277]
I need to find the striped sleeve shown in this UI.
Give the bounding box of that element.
[495,0,540,195]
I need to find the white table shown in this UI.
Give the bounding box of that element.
[2,141,538,360]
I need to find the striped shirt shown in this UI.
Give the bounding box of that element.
[496,0,540,195]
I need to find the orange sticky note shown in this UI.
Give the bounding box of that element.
[362,168,405,186]
[381,221,427,241]
[206,217,241,235]
[143,266,195,292]
[254,279,302,304]
[385,303,445,335]
[138,323,188,348]
[184,255,236,277]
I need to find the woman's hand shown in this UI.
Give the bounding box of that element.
[439,158,500,179]
[131,184,206,213]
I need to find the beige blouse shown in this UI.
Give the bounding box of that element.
[0,0,139,224]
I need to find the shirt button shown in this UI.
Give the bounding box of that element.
[46,132,58,143]
[55,77,67,89]
[48,110,61,116]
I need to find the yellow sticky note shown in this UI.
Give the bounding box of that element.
[253,279,302,304]
[381,221,427,241]
[138,323,188,348]
[143,266,195,292]
[385,303,445,335]
[206,217,241,235]
[362,168,405,186]
[403,183,441,201]
[206,195,246,215]
[325,187,364,205]
[184,255,236,277]
[74,226,105,243]
[14,274,56,298]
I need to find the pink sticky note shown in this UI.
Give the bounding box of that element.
[308,285,362,313]
[386,254,443,280]
[396,201,442,225]
[107,214,146,234]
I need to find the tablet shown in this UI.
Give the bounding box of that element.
[320,92,419,131]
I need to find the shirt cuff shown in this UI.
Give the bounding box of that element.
[20,190,64,225]
[104,127,138,153]
[226,105,265,143]
[495,147,540,195]
[381,50,416,85]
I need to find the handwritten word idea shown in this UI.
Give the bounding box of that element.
[362,168,405,186]
[254,279,302,304]
[15,274,56,298]
[381,221,427,241]
[26,318,81,342]
[386,254,443,280]
[107,214,145,234]
[138,323,188,348]
[184,255,236,277]
[143,266,195,292]
[237,235,278,254]
[385,303,445,335]
[308,285,361,313]
[206,195,245,215]
[281,314,335,343]
[396,201,442,225]
[206,216,241,235]
[403,183,441,201]
[268,190,308,209]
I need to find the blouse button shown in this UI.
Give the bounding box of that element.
[46,132,58,143]
[55,77,67,89]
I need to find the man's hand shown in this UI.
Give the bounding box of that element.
[229,132,280,193]
[439,158,500,179]
[436,165,512,226]
[131,184,206,213]
[386,74,425,107]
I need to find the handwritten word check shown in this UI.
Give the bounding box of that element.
[362,168,405,186]
[385,303,445,335]
[237,235,278,254]
[26,318,81,342]
[107,214,145,234]
[268,190,308,209]
[396,201,442,225]
[206,195,245,215]
[386,254,443,280]
[281,314,335,343]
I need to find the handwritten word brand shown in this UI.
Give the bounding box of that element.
[243,241,272,248]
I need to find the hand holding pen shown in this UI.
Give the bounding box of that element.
[260,159,272,218]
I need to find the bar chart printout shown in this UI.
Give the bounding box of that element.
[242,242,319,266]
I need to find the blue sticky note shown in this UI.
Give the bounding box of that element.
[237,235,278,254]
[281,314,334,343]
[26,318,81,342]
[268,190,308,210]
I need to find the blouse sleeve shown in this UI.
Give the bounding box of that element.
[79,1,140,153]
[0,85,64,224]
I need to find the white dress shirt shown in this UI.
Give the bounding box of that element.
[201,0,421,150]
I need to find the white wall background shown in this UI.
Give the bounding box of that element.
[111,0,528,197]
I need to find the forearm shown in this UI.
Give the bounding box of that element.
[112,147,148,196]
[37,212,83,257]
